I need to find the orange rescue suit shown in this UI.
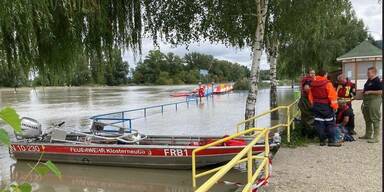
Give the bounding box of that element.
[308,76,338,110]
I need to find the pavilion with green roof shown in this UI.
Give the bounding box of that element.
[336,40,382,93]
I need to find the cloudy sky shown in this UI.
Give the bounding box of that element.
[123,0,382,70]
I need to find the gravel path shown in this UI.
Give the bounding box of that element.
[265,100,382,192]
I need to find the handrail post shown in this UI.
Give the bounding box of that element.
[129,119,132,132]
[192,151,197,188]
[247,147,253,185]
[264,128,270,179]
[122,112,125,127]
[144,108,147,118]
[161,105,164,114]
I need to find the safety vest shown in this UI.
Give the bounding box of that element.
[336,82,353,98]
[310,79,329,104]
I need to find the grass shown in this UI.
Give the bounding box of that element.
[280,120,318,148]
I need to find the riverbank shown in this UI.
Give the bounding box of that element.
[265,100,382,192]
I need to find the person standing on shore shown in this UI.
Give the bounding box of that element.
[298,69,316,138]
[359,67,383,143]
[308,69,340,147]
[336,74,355,110]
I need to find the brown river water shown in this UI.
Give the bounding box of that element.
[0,85,295,192]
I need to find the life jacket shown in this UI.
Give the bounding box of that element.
[336,104,349,123]
[336,82,353,99]
[198,86,205,97]
[310,78,329,104]
[301,76,312,96]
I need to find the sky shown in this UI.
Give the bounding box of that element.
[123,0,382,70]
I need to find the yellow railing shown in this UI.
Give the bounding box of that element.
[192,127,270,192]
[236,98,300,143]
[192,98,300,192]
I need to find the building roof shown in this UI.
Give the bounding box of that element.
[337,40,382,61]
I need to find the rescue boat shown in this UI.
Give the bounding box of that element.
[9,100,280,169]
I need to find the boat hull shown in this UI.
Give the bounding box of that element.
[10,142,279,169]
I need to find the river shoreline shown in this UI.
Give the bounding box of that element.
[265,100,382,192]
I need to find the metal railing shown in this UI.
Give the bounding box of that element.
[192,127,270,192]
[192,98,300,192]
[89,96,199,132]
[236,98,300,143]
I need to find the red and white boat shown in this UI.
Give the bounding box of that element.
[10,119,279,169]
[10,101,280,169]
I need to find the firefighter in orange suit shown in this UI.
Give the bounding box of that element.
[308,69,341,147]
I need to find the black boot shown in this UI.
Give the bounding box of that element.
[328,142,342,147]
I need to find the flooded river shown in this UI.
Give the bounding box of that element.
[0,85,295,192]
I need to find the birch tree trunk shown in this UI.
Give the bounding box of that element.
[244,0,269,129]
[267,41,279,120]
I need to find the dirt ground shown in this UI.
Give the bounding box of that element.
[264,100,382,192]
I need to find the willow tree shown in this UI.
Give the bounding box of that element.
[1,0,368,129]
[276,0,368,79]
[0,0,143,86]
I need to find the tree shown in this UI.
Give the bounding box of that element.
[0,0,142,86]
[0,0,370,129]
[132,50,250,85]
[244,0,269,128]
[276,0,368,79]
[105,49,130,86]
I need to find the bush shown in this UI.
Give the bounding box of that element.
[233,78,250,90]
[281,120,318,148]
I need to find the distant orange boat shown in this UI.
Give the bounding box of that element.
[171,83,233,97]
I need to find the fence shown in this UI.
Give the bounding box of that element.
[192,98,300,191]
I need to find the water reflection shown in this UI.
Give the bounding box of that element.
[10,162,244,192]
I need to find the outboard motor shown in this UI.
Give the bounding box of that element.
[15,117,42,139]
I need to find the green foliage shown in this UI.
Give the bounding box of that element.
[0,0,370,87]
[104,49,130,86]
[0,129,10,145]
[275,0,368,78]
[233,78,250,90]
[30,160,63,178]
[43,160,62,178]
[0,107,21,133]
[0,107,61,192]
[132,50,250,85]
[1,183,32,192]
[17,183,32,192]
[156,72,173,85]
[0,0,140,87]
[34,164,51,176]
[281,121,318,148]
[143,0,257,48]
[259,70,270,80]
